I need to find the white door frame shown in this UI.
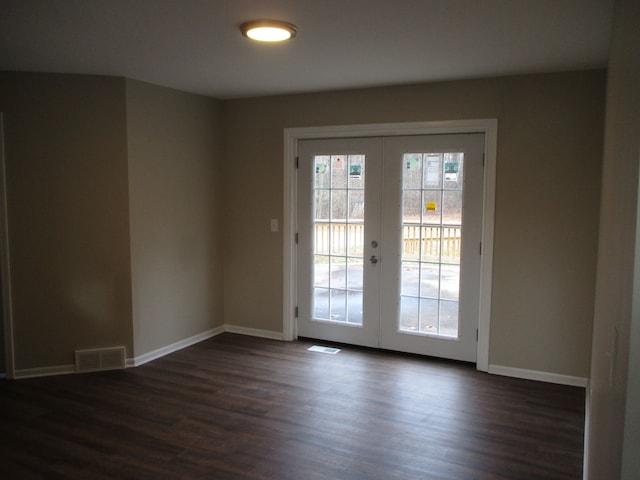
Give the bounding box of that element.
[0,113,15,379]
[283,119,497,371]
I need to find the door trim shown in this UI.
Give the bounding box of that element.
[283,119,497,371]
[0,113,15,379]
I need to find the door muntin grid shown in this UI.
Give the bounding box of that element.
[312,154,365,325]
[400,152,464,338]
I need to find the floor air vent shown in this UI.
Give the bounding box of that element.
[75,347,126,373]
[308,345,341,354]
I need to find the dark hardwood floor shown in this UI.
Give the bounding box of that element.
[0,333,585,479]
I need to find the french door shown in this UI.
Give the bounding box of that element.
[297,133,484,362]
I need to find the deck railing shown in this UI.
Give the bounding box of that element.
[314,222,461,260]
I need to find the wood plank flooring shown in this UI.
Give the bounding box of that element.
[0,333,585,479]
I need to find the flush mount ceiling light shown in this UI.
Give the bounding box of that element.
[240,20,297,42]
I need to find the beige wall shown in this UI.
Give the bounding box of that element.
[0,117,5,374]
[0,72,134,370]
[222,71,605,378]
[0,108,4,373]
[126,80,224,358]
[0,69,607,384]
[587,0,640,478]
[0,291,4,373]
[0,73,225,371]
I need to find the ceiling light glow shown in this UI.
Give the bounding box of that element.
[241,20,297,42]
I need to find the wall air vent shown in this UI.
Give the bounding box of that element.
[75,347,126,373]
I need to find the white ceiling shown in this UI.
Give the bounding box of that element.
[0,0,613,99]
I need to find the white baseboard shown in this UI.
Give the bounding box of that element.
[488,364,588,387]
[129,325,225,367]
[9,324,285,379]
[128,325,281,367]
[15,363,75,379]
[8,333,591,389]
[224,324,284,340]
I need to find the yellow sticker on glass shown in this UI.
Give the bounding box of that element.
[426,202,437,211]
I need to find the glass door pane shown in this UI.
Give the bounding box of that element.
[400,152,464,338]
[312,154,365,325]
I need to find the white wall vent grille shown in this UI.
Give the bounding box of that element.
[75,347,126,373]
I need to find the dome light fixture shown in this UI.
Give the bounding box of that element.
[240,20,297,42]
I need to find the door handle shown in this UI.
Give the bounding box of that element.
[369,255,379,264]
